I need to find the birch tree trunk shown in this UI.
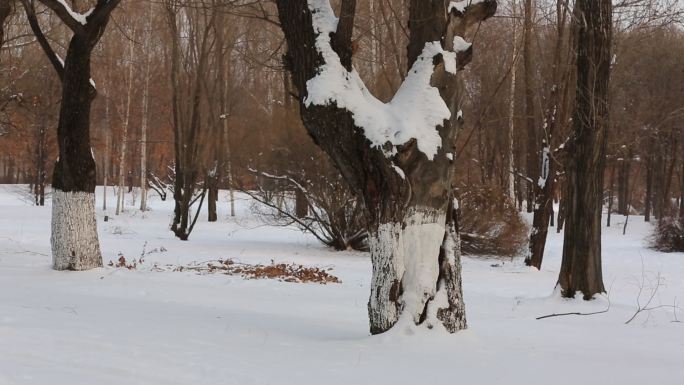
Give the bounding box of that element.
[140,6,152,212]
[507,1,519,202]
[116,33,135,215]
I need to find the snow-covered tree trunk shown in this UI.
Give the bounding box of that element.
[21,0,123,270]
[368,198,466,333]
[51,190,102,270]
[276,0,496,334]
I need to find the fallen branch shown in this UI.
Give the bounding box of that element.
[536,308,609,320]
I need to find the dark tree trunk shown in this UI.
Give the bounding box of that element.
[295,188,308,219]
[617,155,630,215]
[645,154,652,222]
[207,174,218,222]
[34,112,47,206]
[661,133,678,218]
[607,162,616,227]
[276,0,496,334]
[653,149,665,220]
[527,144,554,269]
[558,0,611,299]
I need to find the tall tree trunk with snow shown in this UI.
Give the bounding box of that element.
[557,0,611,299]
[21,0,122,270]
[276,0,496,334]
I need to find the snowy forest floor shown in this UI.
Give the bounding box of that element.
[1,185,683,385]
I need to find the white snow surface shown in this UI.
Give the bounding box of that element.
[305,0,460,160]
[1,184,684,384]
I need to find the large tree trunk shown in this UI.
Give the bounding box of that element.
[557,0,611,299]
[276,0,496,333]
[21,0,122,270]
[51,35,102,270]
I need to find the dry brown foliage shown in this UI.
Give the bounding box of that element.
[164,259,341,284]
[459,184,528,257]
[650,217,684,253]
[105,257,340,284]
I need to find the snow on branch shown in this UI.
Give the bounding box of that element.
[448,0,486,15]
[305,0,472,160]
[55,0,93,25]
[39,0,93,32]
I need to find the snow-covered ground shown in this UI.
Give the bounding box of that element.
[1,185,682,385]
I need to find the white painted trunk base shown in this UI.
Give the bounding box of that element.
[51,190,103,271]
[368,208,463,333]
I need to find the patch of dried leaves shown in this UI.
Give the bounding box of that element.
[110,256,341,284]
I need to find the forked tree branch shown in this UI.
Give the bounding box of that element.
[38,0,87,34]
[20,0,64,79]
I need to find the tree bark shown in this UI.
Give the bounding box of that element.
[557,0,611,299]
